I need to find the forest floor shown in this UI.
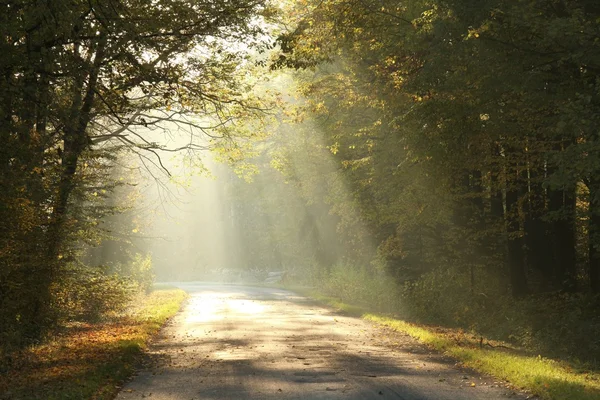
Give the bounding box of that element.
[114,282,532,400]
[0,287,187,400]
[287,286,600,400]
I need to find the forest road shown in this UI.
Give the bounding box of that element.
[115,283,530,400]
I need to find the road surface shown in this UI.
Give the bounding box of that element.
[116,283,529,400]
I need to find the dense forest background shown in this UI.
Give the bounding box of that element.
[2,0,600,366]
[226,0,600,363]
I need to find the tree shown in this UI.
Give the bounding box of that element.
[1,0,272,344]
[271,0,600,296]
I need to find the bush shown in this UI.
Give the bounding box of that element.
[312,262,600,364]
[125,253,155,294]
[314,263,402,313]
[52,253,155,323]
[53,264,135,322]
[399,267,600,364]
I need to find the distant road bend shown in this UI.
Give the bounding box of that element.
[116,283,528,400]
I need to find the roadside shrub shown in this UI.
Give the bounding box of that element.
[308,260,600,364]
[53,264,135,322]
[52,253,155,323]
[398,266,600,364]
[508,293,600,362]
[125,253,155,294]
[315,263,401,313]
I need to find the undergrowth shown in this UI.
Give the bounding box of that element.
[302,263,600,366]
[366,315,600,400]
[0,286,187,400]
[287,263,600,400]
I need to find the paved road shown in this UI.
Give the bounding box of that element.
[116,283,529,400]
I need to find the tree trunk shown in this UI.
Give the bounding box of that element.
[18,36,57,338]
[548,186,577,292]
[589,180,600,293]
[471,170,485,220]
[490,144,504,220]
[32,37,106,329]
[490,171,504,220]
[506,175,528,298]
[524,167,553,291]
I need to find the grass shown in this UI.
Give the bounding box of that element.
[366,315,600,400]
[284,285,368,316]
[287,285,600,400]
[0,287,187,400]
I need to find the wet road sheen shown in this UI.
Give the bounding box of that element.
[115,283,527,400]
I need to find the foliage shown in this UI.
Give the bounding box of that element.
[0,0,272,346]
[264,0,600,294]
[313,263,401,313]
[113,253,156,295]
[53,264,135,322]
[219,0,600,365]
[50,253,155,323]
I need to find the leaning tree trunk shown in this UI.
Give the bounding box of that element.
[32,38,106,331]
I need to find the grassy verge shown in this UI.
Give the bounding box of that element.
[0,287,187,400]
[287,285,600,400]
[284,285,368,316]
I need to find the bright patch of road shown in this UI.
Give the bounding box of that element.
[116,283,529,400]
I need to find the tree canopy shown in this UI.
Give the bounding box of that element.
[0,0,272,345]
[213,0,600,362]
[2,0,600,365]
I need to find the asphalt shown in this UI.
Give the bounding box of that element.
[115,283,530,400]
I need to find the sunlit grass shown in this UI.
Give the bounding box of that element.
[366,315,600,400]
[0,288,187,400]
[288,285,600,400]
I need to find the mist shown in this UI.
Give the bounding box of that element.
[119,72,376,286]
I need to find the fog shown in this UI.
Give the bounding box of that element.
[120,84,377,285]
[141,156,235,281]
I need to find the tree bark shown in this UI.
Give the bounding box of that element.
[548,186,577,292]
[471,170,485,219]
[506,173,528,298]
[524,166,553,291]
[589,180,600,293]
[32,37,107,330]
[490,172,504,220]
